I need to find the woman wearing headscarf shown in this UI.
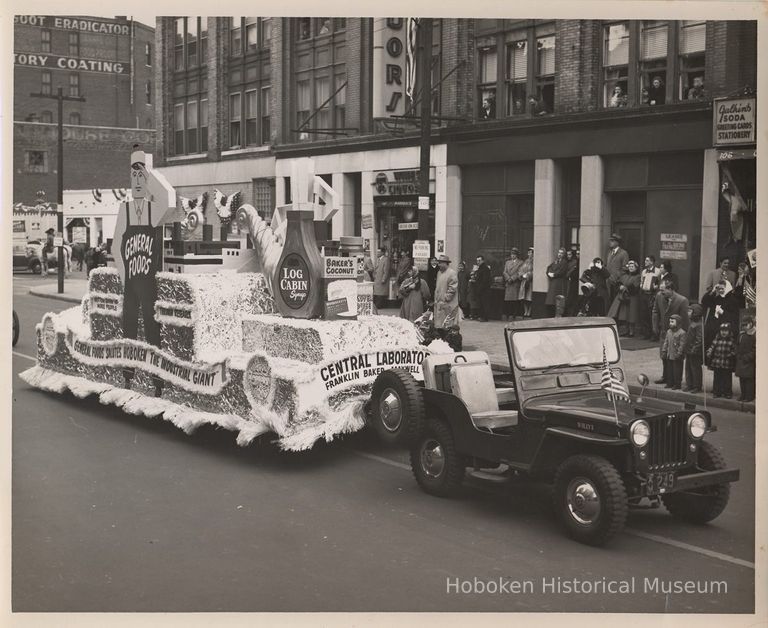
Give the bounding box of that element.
[701,279,740,350]
[518,247,534,319]
[614,260,642,336]
[398,266,431,322]
[579,257,610,316]
[502,247,524,321]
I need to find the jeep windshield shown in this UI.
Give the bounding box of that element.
[511,326,619,370]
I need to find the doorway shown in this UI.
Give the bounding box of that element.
[613,222,645,264]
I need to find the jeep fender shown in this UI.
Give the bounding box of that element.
[529,427,630,479]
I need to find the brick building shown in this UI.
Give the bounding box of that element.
[13,15,156,243]
[153,18,757,313]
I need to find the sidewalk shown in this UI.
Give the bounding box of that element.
[26,283,754,414]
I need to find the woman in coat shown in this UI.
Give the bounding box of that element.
[457,261,470,317]
[580,258,610,316]
[545,248,568,316]
[518,247,534,318]
[614,260,642,336]
[426,256,439,296]
[398,266,431,322]
[502,248,524,321]
[701,280,740,349]
[565,249,580,316]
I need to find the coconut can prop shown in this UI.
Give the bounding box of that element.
[20,153,437,450]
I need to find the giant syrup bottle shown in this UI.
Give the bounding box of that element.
[273,210,324,318]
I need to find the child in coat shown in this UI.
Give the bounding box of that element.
[735,315,756,402]
[706,322,737,398]
[661,314,686,389]
[683,304,704,393]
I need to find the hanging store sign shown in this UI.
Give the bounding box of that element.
[659,233,688,260]
[14,53,126,74]
[372,18,407,118]
[372,169,436,196]
[713,97,756,147]
[14,16,131,35]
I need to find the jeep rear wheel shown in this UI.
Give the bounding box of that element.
[553,455,628,546]
[369,369,425,446]
[661,441,730,524]
[410,418,465,497]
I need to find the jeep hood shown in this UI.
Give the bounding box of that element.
[523,390,689,426]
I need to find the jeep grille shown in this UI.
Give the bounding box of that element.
[647,414,689,470]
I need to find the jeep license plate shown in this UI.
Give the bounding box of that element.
[647,472,676,494]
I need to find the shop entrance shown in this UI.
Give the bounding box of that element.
[374,196,435,259]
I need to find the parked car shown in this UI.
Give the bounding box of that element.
[367,317,739,546]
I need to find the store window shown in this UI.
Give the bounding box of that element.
[41,111,53,123]
[68,32,79,56]
[41,29,51,53]
[679,20,706,100]
[603,22,629,108]
[69,73,80,97]
[69,112,80,125]
[41,70,51,95]
[476,22,556,120]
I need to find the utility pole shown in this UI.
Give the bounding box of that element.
[30,87,86,293]
[417,18,433,242]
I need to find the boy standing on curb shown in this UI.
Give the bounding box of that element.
[735,315,756,402]
[683,304,704,393]
[661,314,686,390]
[706,322,737,399]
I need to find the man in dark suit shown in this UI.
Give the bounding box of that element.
[605,233,629,305]
[652,278,690,385]
[703,257,738,293]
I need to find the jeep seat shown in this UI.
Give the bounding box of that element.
[448,360,519,432]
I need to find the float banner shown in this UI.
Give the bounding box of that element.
[65,333,228,393]
[319,348,427,391]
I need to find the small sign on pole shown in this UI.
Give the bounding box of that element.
[418,196,430,210]
[53,236,64,247]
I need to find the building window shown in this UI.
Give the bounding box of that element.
[679,20,706,100]
[262,18,272,45]
[245,17,259,51]
[41,29,51,53]
[41,70,51,95]
[334,18,346,31]
[603,22,630,108]
[69,112,80,125]
[317,18,331,36]
[146,81,152,105]
[334,76,345,130]
[245,89,259,145]
[68,32,79,56]
[315,77,331,131]
[261,87,271,142]
[478,46,497,119]
[187,17,198,67]
[145,43,152,66]
[229,92,242,147]
[174,103,184,154]
[41,111,53,123]
[296,80,310,140]
[639,20,668,105]
[298,18,311,40]
[175,18,184,69]
[535,34,555,113]
[505,40,527,115]
[186,100,198,153]
[25,150,48,173]
[200,99,208,152]
[69,73,80,97]
[200,19,208,63]
[231,18,242,55]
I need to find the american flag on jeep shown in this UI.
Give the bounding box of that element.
[601,344,630,402]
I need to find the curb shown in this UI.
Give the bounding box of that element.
[28,289,83,304]
[489,360,754,415]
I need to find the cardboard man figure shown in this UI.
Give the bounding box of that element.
[111,145,176,391]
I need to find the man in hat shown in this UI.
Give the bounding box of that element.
[434,254,460,330]
[111,145,175,393]
[605,233,629,306]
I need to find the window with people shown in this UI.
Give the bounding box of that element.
[475,21,556,121]
[602,19,708,109]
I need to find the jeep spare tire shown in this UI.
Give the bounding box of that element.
[553,455,628,546]
[369,369,425,446]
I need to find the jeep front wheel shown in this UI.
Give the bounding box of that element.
[553,455,628,546]
[410,418,465,497]
[661,441,730,524]
[369,369,425,446]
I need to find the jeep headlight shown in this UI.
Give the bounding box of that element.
[630,420,650,447]
[688,413,707,439]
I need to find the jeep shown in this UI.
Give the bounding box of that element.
[367,317,740,546]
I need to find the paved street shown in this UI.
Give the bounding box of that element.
[12,282,755,613]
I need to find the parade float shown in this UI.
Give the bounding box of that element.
[20,153,436,451]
